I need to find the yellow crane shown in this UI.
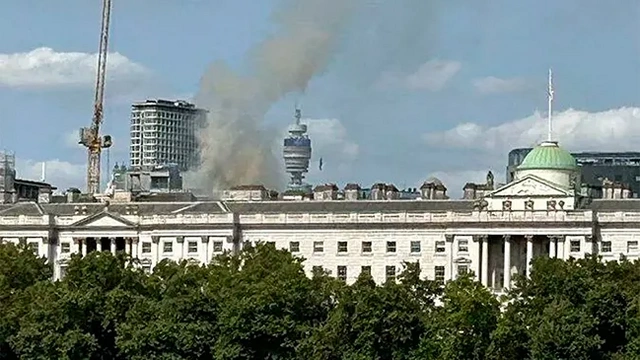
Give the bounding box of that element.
[79,0,113,194]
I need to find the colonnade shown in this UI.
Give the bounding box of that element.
[476,234,567,290]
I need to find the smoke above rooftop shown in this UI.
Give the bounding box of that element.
[187,0,357,193]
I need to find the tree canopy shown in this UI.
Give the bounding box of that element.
[1,241,640,359]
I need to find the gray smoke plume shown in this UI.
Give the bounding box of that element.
[188,0,357,193]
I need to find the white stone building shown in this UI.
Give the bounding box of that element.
[0,140,637,292]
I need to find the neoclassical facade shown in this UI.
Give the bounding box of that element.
[0,141,638,291]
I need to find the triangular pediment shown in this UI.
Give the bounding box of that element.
[71,211,136,228]
[489,175,570,198]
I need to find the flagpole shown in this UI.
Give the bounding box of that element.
[547,68,554,142]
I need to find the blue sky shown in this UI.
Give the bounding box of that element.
[1,0,639,196]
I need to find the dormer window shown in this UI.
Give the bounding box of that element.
[502,200,512,211]
[547,200,557,210]
[558,200,565,209]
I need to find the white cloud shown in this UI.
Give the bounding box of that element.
[472,76,532,95]
[15,158,85,192]
[421,107,640,197]
[0,47,150,89]
[306,118,359,160]
[376,59,461,91]
[423,107,640,154]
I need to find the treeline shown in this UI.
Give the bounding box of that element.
[1,243,640,360]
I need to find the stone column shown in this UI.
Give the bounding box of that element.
[73,238,82,255]
[132,238,139,259]
[152,236,160,265]
[556,236,565,259]
[525,235,534,278]
[445,235,454,280]
[81,238,87,257]
[503,235,511,289]
[549,236,557,258]
[481,235,489,287]
[176,236,185,260]
[201,236,210,265]
[472,236,481,281]
[110,238,116,255]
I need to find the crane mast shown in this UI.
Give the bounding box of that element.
[79,0,113,194]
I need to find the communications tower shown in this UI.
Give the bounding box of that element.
[283,108,312,192]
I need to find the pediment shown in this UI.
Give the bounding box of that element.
[489,175,570,198]
[70,211,136,228]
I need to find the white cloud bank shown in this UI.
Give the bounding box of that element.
[472,76,532,94]
[306,118,360,161]
[376,59,461,91]
[0,47,149,89]
[422,107,640,197]
[15,159,85,192]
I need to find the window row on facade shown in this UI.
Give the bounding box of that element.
[266,239,469,255]
[58,239,226,255]
[314,264,460,283]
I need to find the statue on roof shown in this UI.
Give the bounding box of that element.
[486,171,494,189]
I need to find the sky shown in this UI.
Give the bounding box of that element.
[0,0,639,197]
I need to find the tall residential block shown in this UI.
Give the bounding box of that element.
[129,99,207,171]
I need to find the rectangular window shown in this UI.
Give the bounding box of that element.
[28,242,38,254]
[163,241,173,253]
[338,241,348,253]
[61,242,71,253]
[362,241,372,253]
[313,241,324,253]
[385,265,396,282]
[142,242,152,253]
[337,266,347,281]
[361,266,372,276]
[458,239,469,253]
[410,241,421,253]
[59,266,68,279]
[213,241,223,252]
[570,240,581,253]
[434,266,445,282]
[187,241,198,253]
[435,241,446,253]
[457,265,468,277]
[601,241,612,253]
[289,241,300,253]
[386,241,396,253]
[628,241,638,253]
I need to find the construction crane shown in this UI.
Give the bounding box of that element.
[79,0,113,194]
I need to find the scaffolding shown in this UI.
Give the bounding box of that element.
[0,151,16,202]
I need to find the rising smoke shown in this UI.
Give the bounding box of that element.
[188,0,357,193]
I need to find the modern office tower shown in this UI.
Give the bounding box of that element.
[283,108,312,192]
[129,99,207,171]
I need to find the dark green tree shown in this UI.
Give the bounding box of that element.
[0,242,52,360]
[8,252,147,359]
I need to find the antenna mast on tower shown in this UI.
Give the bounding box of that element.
[547,68,554,142]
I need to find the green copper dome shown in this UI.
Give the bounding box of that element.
[517,141,578,171]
